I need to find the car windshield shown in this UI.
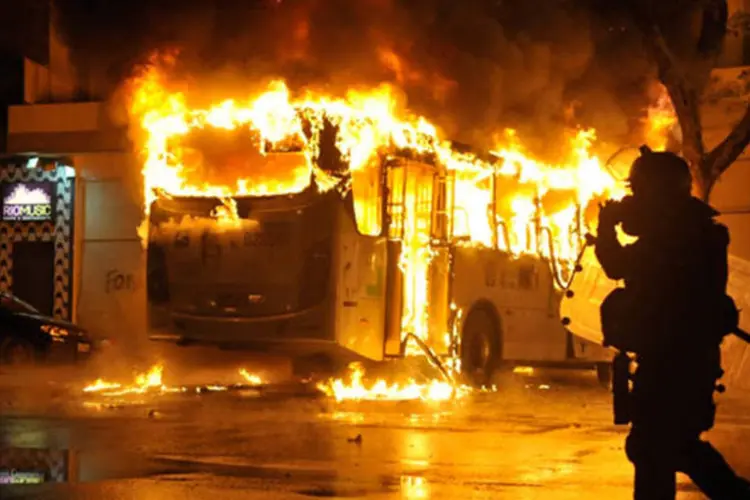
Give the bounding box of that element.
[0,292,39,314]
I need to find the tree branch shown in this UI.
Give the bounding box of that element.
[704,103,750,178]
[641,21,707,161]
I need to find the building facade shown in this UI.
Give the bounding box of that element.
[0,161,75,319]
[1,9,145,351]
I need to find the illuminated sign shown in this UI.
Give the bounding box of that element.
[1,182,55,221]
[0,469,46,484]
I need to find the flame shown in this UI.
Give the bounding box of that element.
[82,379,122,393]
[82,364,174,396]
[239,368,263,385]
[644,84,678,152]
[210,197,243,229]
[513,366,535,376]
[129,57,636,365]
[316,362,467,402]
[83,366,264,397]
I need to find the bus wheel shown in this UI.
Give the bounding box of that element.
[596,362,613,389]
[460,306,500,387]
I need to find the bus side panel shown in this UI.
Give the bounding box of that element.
[427,247,451,356]
[332,208,387,361]
[452,246,568,362]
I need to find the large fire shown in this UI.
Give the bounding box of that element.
[127,57,676,402]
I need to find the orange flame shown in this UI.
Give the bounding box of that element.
[128,57,635,370]
[316,362,468,402]
[83,364,174,396]
[83,366,264,397]
[644,84,678,151]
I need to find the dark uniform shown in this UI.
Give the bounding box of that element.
[595,148,750,499]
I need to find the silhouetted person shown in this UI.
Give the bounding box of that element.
[595,147,750,499]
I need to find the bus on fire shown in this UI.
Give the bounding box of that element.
[145,131,611,387]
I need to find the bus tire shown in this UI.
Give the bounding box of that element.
[460,305,500,387]
[596,362,613,389]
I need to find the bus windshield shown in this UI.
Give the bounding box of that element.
[147,188,337,318]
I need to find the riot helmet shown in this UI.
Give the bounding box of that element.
[627,146,692,199]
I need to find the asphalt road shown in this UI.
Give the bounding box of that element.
[2,347,750,499]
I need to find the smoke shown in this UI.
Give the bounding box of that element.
[53,0,655,159]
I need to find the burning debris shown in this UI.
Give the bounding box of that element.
[316,362,470,403]
[82,364,264,399]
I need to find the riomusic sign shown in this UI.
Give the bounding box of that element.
[1,182,55,222]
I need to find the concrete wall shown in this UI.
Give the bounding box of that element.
[7,102,127,154]
[702,85,750,266]
[718,0,747,68]
[701,89,750,390]
[7,100,145,351]
[72,153,146,353]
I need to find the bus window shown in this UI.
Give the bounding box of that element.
[351,158,383,236]
[431,172,454,242]
[387,164,405,239]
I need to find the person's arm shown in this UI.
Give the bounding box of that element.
[594,202,633,281]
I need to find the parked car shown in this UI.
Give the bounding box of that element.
[0,292,99,365]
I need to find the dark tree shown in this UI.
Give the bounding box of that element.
[623,0,750,200]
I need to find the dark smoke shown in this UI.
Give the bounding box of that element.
[54,0,655,159]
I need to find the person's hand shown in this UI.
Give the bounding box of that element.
[598,200,622,229]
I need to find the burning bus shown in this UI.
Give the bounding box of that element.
[134,70,621,386]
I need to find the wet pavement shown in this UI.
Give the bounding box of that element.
[2,348,750,499]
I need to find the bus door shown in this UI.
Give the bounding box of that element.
[383,158,436,356]
[336,156,390,361]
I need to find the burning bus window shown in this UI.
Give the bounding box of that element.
[351,157,383,237]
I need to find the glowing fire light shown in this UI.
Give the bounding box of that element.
[239,368,263,386]
[82,364,175,396]
[83,366,264,397]
[210,197,252,230]
[82,379,122,393]
[644,84,678,152]
[316,362,467,402]
[129,58,673,388]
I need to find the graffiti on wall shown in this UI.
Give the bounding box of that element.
[105,269,138,293]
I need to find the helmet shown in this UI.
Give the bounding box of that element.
[627,145,692,197]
